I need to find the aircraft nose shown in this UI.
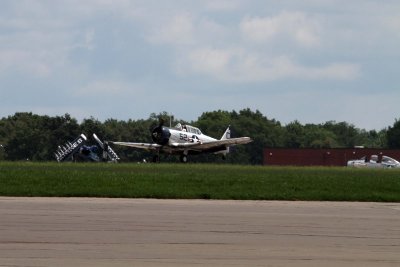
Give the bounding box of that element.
[151,126,170,145]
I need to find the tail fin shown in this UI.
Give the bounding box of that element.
[221,126,231,140]
[218,126,231,156]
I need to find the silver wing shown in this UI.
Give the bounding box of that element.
[112,137,251,152]
[170,137,252,150]
[111,142,162,151]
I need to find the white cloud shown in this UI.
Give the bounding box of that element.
[81,30,95,51]
[76,80,141,96]
[240,11,321,47]
[148,13,195,45]
[0,4,94,78]
[382,15,400,37]
[0,28,75,78]
[205,0,243,11]
[0,1,399,130]
[0,49,51,77]
[240,16,278,42]
[179,48,359,82]
[197,18,229,42]
[186,48,232,73]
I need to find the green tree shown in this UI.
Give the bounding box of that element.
[303,124,338,148]
[323,121,359,147]
[80,117,106,138]
[284,121,304,148]
[2,113,80,161]
[194,109,284,164]
[195,110,232,138]
[387,119,400,148]
[233,109,284,164]
[355,129,387,148]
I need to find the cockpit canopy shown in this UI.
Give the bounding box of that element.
[175,123,202,135]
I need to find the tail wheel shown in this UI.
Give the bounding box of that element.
[180,155,188,163]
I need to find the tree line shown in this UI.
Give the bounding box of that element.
[0,109,399,164]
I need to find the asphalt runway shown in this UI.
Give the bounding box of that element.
[0,197,399,267]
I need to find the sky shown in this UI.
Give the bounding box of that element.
[0,0,399,130]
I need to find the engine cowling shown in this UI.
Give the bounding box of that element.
[151,125,171,145]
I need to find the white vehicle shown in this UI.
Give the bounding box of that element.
[347,155,400,168]
[110,120,252,162]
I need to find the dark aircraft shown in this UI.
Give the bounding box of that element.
[55,134,119,162]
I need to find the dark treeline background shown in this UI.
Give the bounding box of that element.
[1,109,400,164]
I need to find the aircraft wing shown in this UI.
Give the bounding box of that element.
[55,134,87,162]
[93,134,120,162]
[171,137,252,151]
[112,137,251,151]
[111,142,162,151]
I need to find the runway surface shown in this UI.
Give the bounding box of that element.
[0,197,399,266]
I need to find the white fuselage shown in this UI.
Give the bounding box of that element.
[168,128,216,146]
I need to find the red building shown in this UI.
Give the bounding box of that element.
[263,148,400,166]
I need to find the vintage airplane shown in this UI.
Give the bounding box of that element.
[55,134,89,162]
[109,120,252,162]
[55,133,119,162]
[347,154,400,168]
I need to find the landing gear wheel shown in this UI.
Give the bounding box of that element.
[180,155,188,163]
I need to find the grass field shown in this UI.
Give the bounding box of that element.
[0,162,399,202]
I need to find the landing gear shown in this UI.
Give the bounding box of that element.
[180,154,188,163]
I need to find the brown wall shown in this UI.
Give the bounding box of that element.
[263,148,400,166]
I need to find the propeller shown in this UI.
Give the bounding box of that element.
[151,118,170,145]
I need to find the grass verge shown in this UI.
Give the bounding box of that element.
[0,162,399,201]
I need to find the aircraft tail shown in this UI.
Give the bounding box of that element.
[218,126,231,155]
[220,126,231,140]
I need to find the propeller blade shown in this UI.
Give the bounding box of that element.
[159,118,165,127]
